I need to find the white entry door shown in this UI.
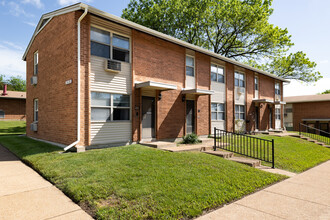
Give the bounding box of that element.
[275,105,281,129]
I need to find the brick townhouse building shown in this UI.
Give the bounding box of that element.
[23,3,288,150]
[284,94,330,133]
[0,85,26,121]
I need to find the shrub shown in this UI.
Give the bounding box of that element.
[181,133,201,144]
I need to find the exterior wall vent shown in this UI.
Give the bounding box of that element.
[31,76,38,85]
[30,122,38,131]
[105,59,121,73]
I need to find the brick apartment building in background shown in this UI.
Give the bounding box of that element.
[23,3,288,150]
[0,85,26,120]
[284,94,330,133]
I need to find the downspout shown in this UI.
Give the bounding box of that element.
[64,6,88,152]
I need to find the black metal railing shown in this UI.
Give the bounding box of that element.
[214,128,275,168]
[299,123,330,145]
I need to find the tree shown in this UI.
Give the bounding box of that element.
[321,90,330,94]
[122,0,322,83]
[0,74,26,91]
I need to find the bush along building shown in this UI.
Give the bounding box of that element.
[23,3,288,150]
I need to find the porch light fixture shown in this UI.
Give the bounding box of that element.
[158,92,162,101]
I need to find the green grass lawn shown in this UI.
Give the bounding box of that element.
[258,135,330,173]
[0,121,26,135]
[0,136,285,219]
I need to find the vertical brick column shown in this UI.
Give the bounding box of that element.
[225,63,234,132]
[246,70,254,132]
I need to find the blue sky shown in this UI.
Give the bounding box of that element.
[0,0,329,96]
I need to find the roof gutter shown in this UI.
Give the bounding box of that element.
[64,6,88,152]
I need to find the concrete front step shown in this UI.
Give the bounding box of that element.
[199,138,214,145]
[139,141,176,148]
[203,150,234,159]
[228,156,261,167]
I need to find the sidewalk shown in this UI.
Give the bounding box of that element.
[197,160,330,220]
[0,145,93,220]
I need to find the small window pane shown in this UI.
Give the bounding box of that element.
[217,75,224,83]
[113,94,130,107]
[91,108,110,121]
[218,112,224,120]
[240,74,244,80]
[240,105,244,112]
[239,80,245,87]
[186,56,194,67]
[186,66,194,76]
[235,113,239,119]
[211,64,217,73]
[91,27,110,44]
[211,72,217,82]
[218,67,224,75]
[91,42,110,58]
[113,48,129,62]
[235,105,239,112]
[112,34,129,50]
[240,113,245,120]
[211,103,217,111]
[91,92,110,106]
[219,104,224,111]
[35,112,38,121]
[235,73,239,79]
[211,112,217,120]
[234,79,239,87]
[113,108,130,120]
[0,110,4,119]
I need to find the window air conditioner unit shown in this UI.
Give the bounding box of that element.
[31,76,38,85]
[30,122,38,131]
[105,60,121,73]
[237,87,245,94]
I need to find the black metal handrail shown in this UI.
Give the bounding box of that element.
[214,128,275,168]
[299,123,330,145]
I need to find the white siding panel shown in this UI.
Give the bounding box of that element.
[90,122,131,145]
[186,76,195,89]
[91,16,131,36]
[211,121,225,134]
[211,82,225,103]
[90,56,132,94]
[234,87,245,104]
[254,90,259,99]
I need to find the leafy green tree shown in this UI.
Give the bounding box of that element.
[122,0,322,83]
[0,74,26,91]
[321,90,330,94]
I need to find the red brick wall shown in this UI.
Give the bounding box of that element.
[26,11,90,146]
[292,101,330,131]
[132,30,185,141]
[225,63,234,132]
[259,75,275,130]
[0,98,26,120]
[246,70,254,131]
[196,52,210,135]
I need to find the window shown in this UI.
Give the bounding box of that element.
[186,55,195,76]
[90,27,130,62]
[0,110,4,119]
[275,82,281,95]
[91,92,130,122]
[235,105,245,120]
[34,99,38,122]
[234,72,245,87]
[254,76,258,90]
[285,108,292,113]
[211,103,225,120]
[211,64,225,83]
[275,108,281,120]
[34,51,38,75]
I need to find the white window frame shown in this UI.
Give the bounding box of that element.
[34,51,38,75]
[90,25,131,63]
[275,82,281,95]
[0,110,4,119]
[275,108,281,120]
[234,72,245,88]
[211,103,225,121]
[235,104,245,120]
[211,63,225,83]
[185,55,195,77]
[254,76,259,91]
[91,92,131,122]
[34,99,38,122]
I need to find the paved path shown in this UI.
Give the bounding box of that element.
[197,160,330,220]
[0,145,93,220]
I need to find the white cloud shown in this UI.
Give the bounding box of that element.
[57,0,92,6]
[284,78,330,97]
[23,21,37,27]
[0,45,25,78]
[2,41,23,50]
[319,60,329,64]
[8,1,34,17]
[21,0,43,8]
[0,1,5,6]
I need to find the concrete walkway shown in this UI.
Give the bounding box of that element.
[197,160,330,220]
[0,145,93,220]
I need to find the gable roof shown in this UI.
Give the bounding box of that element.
[284,94,330,103]
[22,3,289,83]
[0,90,26,99]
